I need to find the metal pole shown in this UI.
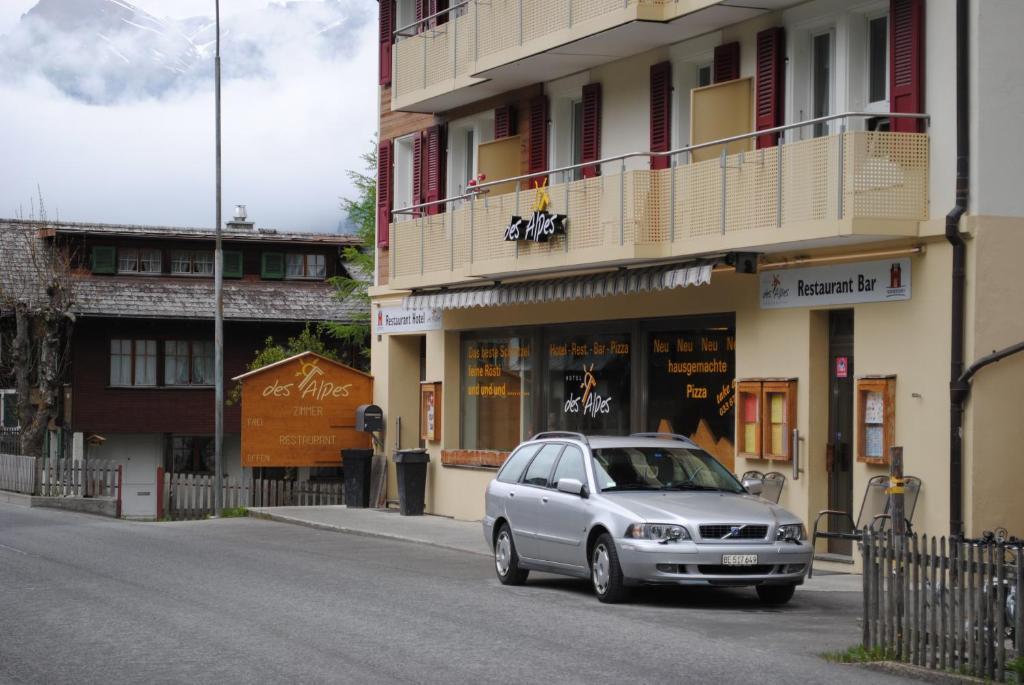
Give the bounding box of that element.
[213,0,224,517]
[720,147,727,235]
[837,124,846,219]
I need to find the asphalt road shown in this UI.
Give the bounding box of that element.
[0,504,912,685]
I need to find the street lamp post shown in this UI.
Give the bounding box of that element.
[213,0,224,517]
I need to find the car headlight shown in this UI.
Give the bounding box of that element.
[625,523,691,542]
[776,523,807,542]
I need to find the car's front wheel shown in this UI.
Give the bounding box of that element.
[756,584,796,605]
[591,533,628,603]
[494,523,529,585]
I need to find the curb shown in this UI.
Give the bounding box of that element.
[247,509,491,559]
[857,661,990,684]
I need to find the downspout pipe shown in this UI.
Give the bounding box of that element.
[946,0,969,539]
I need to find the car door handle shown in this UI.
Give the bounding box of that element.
[541,496,549,503]
[508,492,514,498]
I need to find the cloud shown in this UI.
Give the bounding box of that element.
[0,0,378,233]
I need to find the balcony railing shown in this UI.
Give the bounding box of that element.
[392,0,678,107]
[387,113,930,291]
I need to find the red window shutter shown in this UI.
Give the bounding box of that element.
[379,0,394,86]
[649,61,672,169]
[890,0,924,133]
[412,134,424,217]
[755,27,785,149]
[713,42,740,83]
[423,125,445,215]
[494,105,517,139]
[376,139,393,247]
[527,95,549,182]
[581,82,602,179]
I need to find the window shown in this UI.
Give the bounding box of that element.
[110,339,157,386]
[0,390,17,428]
[393,134,416,221]
[164,340,214,386]
[552,445,586,487]
[118,248,162,274]
[868,15,889,106]
[171,250,214,276]
[811,31,834,137]
[545,331,631,436]
[286,253,326,279]
[461,335,534,451]
[170,436,214,474]
[591,446,744,493]
[522,443,563,487]
[497,444,541,484]
[697,63,712,88]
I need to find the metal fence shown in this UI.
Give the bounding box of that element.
[863,530,1022,681]
[159,469,344,521]
[0,428,19,455]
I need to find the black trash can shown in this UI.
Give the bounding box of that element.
[393,449,430,516]
[342,449,374,508]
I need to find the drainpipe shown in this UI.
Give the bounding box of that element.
[946,0,969,539]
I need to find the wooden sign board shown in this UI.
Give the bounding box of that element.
[234,352,373,468]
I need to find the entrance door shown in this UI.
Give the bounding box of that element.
[827,310,854,555]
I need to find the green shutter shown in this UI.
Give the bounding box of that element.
[223,251,243,278]
[91,246,117,274]
[261,252,285,280]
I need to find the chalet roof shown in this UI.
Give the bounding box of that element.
[12,218,361,247]
[231,351,372,381]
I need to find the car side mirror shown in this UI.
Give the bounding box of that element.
[742,478,763,496]
[556,478,585,497]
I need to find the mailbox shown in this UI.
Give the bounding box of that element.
[355,404,384,433]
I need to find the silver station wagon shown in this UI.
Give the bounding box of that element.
[482,432,812,603]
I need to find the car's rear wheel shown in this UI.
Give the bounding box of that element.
[756,584,796,605]
[494,524,529,585]
[591,533,628,603]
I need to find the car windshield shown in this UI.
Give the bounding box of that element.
[591,446,744,494]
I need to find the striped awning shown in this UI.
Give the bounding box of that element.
[403,263,713,310]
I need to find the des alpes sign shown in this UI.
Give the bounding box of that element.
[234,352,372,467]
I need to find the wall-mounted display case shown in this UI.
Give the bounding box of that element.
[857,376,895,465]
[420,381,442,442]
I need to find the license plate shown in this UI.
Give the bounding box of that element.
[722,554,758,566]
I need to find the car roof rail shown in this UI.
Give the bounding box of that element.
[530,431,590,445]
[629,432,697,445]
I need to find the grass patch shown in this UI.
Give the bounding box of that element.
[1008,657,1024,681]
[219,507,249,518]
[823,645,897,664]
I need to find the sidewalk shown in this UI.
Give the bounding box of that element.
[248,504,862,591]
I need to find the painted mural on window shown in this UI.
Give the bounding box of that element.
[545,333,630,436]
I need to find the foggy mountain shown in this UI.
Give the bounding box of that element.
[1,0,361,105]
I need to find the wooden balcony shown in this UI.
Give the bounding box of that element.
[388,131,929,291]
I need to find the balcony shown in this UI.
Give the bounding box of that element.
[391,0,794,112]
[387,126,929,291]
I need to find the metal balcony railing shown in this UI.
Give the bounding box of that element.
[387,112,930,289]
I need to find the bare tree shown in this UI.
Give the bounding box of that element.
[0,196,76,456]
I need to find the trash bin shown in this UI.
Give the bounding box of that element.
[393,449,430,516]
[342,449,374,508]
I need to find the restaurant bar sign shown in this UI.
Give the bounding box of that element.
[233,352,372,467]
[759,258,911,309]
[504,180,566,243]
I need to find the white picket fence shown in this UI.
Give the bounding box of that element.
[160,470,344,521]
[38,458,121,498]
[0,453,37,494]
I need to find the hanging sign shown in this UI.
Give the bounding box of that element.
[759,258,911,309]
[504,179,566,243]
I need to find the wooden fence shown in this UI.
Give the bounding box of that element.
[863,530,1023,681]
[0,453,37,494]
[38,458,121,499]
[159,470,344,521]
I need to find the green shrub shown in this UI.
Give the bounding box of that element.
[823,645,896,663]
[219,507,249,518]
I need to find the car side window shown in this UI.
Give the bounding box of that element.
[496,444,541,484]
[521,443,564,487]
[551,445,586,488]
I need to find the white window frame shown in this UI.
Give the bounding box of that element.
[118,248,162,275]
[164,340,214,386]
[446,111,494,205]
[110,338,157,387]
[393,133,416,222]
[285,253,326,280]
[171,250,214,276]
[809,27,837,137]
[863,8,890,116]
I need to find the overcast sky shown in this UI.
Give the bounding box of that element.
[0,0,377,233]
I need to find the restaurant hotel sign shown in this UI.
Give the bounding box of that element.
[233,352,372,467]
[759,258,911,309]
